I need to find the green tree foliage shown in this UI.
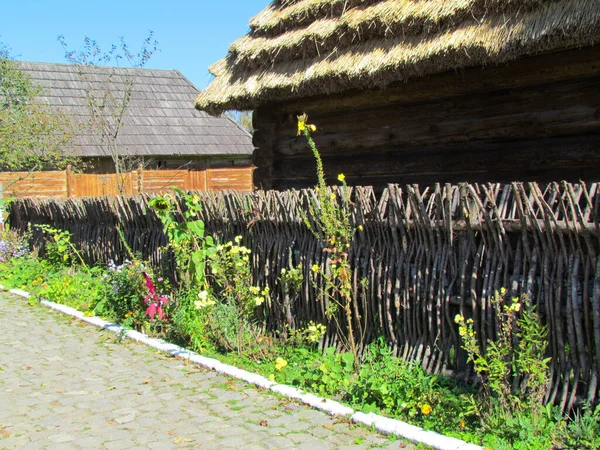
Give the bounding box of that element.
[0,42,76,171]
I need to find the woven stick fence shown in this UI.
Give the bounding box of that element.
[8,181,600,410]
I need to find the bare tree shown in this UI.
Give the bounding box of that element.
[226,110,253,134]
[58,33,158,194]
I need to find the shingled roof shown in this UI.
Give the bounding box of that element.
[195,0,600,114]
[18,61,253,158]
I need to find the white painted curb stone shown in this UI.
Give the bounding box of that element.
[2,287,483,450]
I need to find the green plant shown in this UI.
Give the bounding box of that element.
[298,114,363,366]
[277,262,303,334]
[288,320,327,348]
[557,403,600,450]
[0,253,48,290]
[455,289,555,447]
[36,224,87,269]
[169,288,212,353]
[149,189,215,288]
[38,267,107,312]
[96,258,169,332]
[349,338,472,432]
[206,236,270,356]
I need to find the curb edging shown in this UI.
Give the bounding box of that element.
[3,287,482,450]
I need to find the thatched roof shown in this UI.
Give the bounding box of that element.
[18,62,253,158]
[196,0,600,114]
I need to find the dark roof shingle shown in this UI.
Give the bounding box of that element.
[18,61,254,158]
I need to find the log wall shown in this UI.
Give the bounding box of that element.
[252,46,600,191]
[8,181,600,409]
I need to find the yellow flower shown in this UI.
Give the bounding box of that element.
[500,287,507,296]
[308,124,317,132]
[311,264,319,273]
[254,296,265,306]
[330,193,336,201]
[358,225,363,231]
[421,404,432,415]
[275,357,288,371]
[337,173,345,182]
[459,420,465,429]
[459,326,467,336]
[454,314,464,324]
[268,374,275,381]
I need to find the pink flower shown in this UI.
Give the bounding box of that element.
[143,273,169,321]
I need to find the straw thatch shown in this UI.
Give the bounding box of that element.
[196,0,600,114]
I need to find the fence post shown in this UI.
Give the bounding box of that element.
[66,165,73,198]
[137,163,144,194]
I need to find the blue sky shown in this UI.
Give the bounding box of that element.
[1,0,271,90]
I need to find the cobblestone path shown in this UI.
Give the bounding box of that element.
[0,293,415,450]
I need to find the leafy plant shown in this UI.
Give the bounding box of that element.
[298,114,364,366]
[559,403,600,449]
[455,289,556,447]
[149,189,215,288]
[96,258,169,332]
[169,288,212,353]
[38,267,107,312]
[36,224,87,269]
[206,236,270,356]
[0,253,48,290]
[277,263,303,334]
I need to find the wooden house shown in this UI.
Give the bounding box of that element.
[195,0,600,192]
[11,62,255,196]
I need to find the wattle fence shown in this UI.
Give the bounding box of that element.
[8,181,600,410]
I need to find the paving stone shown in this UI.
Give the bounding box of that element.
[0,293,415,450]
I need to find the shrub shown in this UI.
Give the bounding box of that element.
[38,267,107,312]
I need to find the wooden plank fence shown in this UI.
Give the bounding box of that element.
[0,166,254,198]
[7,181,600,410]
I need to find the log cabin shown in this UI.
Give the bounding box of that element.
[195,0,600,192]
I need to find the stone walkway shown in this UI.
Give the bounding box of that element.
[0,293,415,450]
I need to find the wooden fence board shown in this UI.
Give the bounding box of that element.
[0,166,253,198]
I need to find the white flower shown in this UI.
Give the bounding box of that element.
[194,291,215,309]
